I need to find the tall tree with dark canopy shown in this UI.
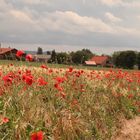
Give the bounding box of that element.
[137,52,140,70]
[57,52,68,64]
[48,50,57,63]
[72,49,94,64]
[37,47,43,54]
[112,51,137,69]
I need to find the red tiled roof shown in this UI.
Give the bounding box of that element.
[90,56,109,65]
[0,48,16,55]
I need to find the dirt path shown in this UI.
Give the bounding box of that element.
[113,116,140,140]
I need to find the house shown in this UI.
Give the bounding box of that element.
[33,54,51,63]
[85,56,113,67]
[85,61,96,66]
[0,48,18,60]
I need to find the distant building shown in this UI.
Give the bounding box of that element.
[0,48,18,60]
[33,54,51,63]
[85,56,113,67]
[85,61,96,66]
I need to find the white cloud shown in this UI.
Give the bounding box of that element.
[0,0,12,11]
[101,0,140,8]
[37,11,139,36]
[114,26,140,36]
[105,12,122,22]
[9,10,33,23]
[137,16,140,19]
[123,1,140,8]
[22,0,49,5]
[38,11,114,34]
[100,0,122,6]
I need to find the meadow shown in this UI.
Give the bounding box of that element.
[0,60,140,140]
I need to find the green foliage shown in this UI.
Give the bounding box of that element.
[112,51,137,69]
[137,52,140,70]
[72,49,94,64]
[48,50,57,63]
[37,47,43,55]
[56,52,68,64]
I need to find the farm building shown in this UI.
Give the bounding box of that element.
[0,48,18,60]
[33,54,51,63]
[85,61,96,66]
[85,56,113,67]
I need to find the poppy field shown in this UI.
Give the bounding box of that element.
[0,60,140,139]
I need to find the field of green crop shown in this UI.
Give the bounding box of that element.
[0,60,140,140]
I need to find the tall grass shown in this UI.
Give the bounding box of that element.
[0,62,140,139]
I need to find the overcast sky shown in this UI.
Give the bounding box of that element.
[0,0,140,54]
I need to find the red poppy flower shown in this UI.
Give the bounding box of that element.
[41,65,48,69]
[25,76,33,85]
[2,117,9,123]
[68,67,73,72]
[26,54,33,62]
[16,50,24,57]
[127,94,134,99]
[37,77,48,86]
[48,69,53,74]
[55,77,65,84]
[54,83,63,91]
[31,131,43,140]
[3,75,13,84]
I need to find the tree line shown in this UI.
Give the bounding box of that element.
[37,47,140,70]
[112,51,140,69]
[48,49,94,65]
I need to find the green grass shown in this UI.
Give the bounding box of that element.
[0,60,112,70]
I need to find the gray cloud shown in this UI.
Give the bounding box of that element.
[0,0,140,54]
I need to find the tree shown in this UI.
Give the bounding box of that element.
[137,52,140,70]
[71,49,94,64]
[57,52,68,64]
[82,49,94,59]
[112,51,121,67]
[46,51,51,55]
[48,50,57,63]
[37,47,43,54]
[112,51,137,69]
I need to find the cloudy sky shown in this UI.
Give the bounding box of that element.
[0,0,140,54]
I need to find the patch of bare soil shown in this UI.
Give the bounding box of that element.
[113,116,140,140]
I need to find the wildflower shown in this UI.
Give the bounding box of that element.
[2,117,9,123]
[41,65,48,69]
[55,77,65,84]
[37,77,48,86]
[127,94,134,99]
[48,69,53,74]
[26,54,33,62]
[68,67,73,72]
[3,75,13,84]
[0,117,9,125]
[31,131,43,140]
[16,50,24,57]
[54,83,63,91]
[25,76,33,85]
